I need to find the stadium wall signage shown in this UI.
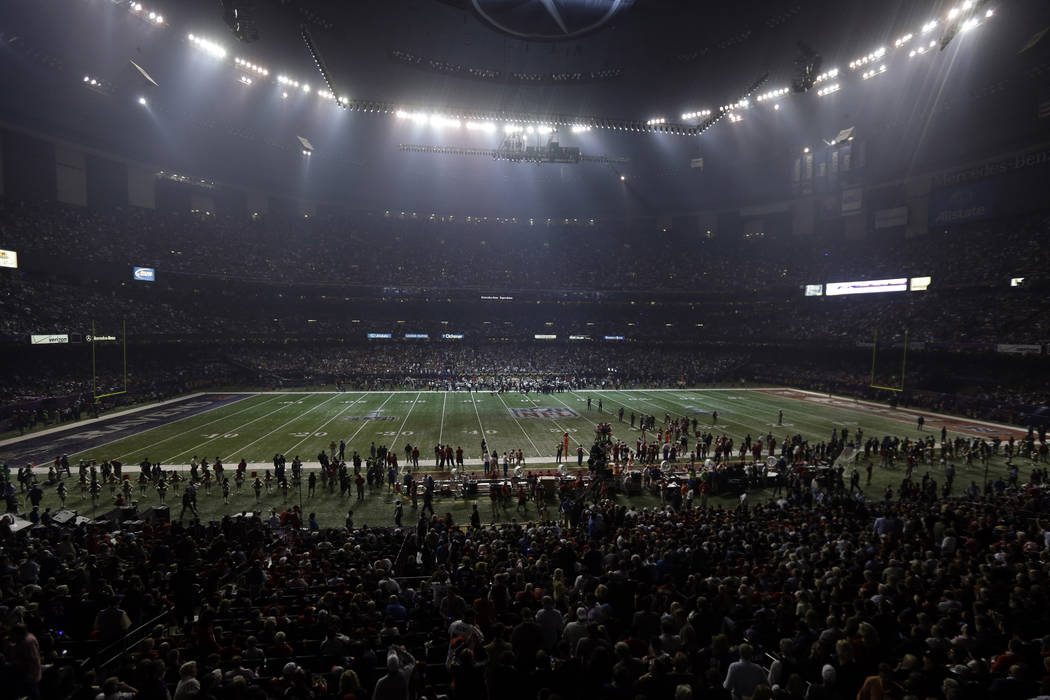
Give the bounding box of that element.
[932,146,1050,187]
[928,181,997,225]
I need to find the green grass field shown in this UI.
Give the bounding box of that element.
[9,388,1023,528]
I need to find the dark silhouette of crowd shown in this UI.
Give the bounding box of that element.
[3,467,1050,700]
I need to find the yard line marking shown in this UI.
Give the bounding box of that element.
[495,392,543,457]
[283,393,369,456]
[219,394,343,462]
[468,390,489,457]
[115,394,281,460]
[390,392,422,450]
[439,391,447,445]
[164,394,323,463]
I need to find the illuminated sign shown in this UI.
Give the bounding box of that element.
[86,335,117,342]
[480,295,514,300]
[404,333,429,339]
[366,333,392,339]
[909,276,932,291]
[825,278,908,296]
[569,335,590,340]
[603,335,625,341]
[133,266,155,282]
[0,249,18,269]
[441,333,464,339]
[534,334,557,340]
[31,334,69,345]
[1011,277,1025,287]
[804,284,823,296]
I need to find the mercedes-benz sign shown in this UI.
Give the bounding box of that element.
[471,0,634,40]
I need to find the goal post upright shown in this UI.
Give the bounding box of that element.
[869,328,907,393]
[92,318,129,402]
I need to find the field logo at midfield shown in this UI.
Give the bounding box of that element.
[509,407,580,420]
[343,409,397,422]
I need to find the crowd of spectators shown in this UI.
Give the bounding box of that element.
[4,455,1050,700]
[2,200,1046,296]
[230,345,745,391]
[2,200,1048,347]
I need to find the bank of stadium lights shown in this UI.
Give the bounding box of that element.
[727,113,743,123]
[233,57,268,77]
[276,75,301,89]
[680,110,711,120]
[187,34,227,59]
[465,121,497,133]
[570,125,592,133]
[816,83,840,97]
[82,75,112,94]
[128,3,164,25]
[908,41,938,58]
[238,75,253,86]
[849,47,886,71]
[861,64,888,80]
[813,68,839,84]
[646,117,666,126]
[756,87,789,103]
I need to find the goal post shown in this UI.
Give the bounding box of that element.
[92,319,128,402]
[869,328,908,393]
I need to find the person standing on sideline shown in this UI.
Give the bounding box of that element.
[778,410,783,425]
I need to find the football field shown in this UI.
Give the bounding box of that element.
[3,387,1026,528]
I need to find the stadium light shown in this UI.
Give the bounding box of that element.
[681,109,711,120]
[619,175,626,181]
[803,146,810,153]
[188,34,227,59]
[848,47,886,70]
[138,96,147,105]
[861,65,888,80]
[813,68,839,83]
[921,20,938,33]
[756,87,789,102]
[816,83,840,96]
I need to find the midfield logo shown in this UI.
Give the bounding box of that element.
[343,410,397,421]
[509,407,580,419]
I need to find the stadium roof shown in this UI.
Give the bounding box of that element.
[0,0,1046,215]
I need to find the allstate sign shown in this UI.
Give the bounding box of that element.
[928,181,997,226]
[133,267,156,282]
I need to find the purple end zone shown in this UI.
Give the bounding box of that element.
[0,393,253,467]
